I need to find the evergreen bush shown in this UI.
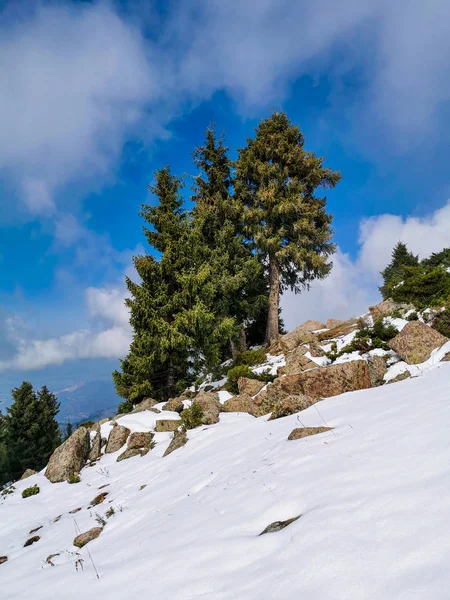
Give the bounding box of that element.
[22,485,40,498]
[180,403,204,430]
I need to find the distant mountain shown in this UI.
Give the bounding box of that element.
[56,379,120,426]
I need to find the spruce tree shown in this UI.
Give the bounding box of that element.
[235,112,340,345]
[380,242,419,299]
[37,386,61,462]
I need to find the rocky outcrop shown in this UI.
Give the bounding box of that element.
[194,392,222,425]
[288,426,333,440]
[273,320,324,352]
[280,345,317,375]
[88,424,102,462]
[317,320,358,342]
[163,428,188,457]
[131,397,159,413]
[388,321,448,364]
[162,397,185,413]
[222,394,260,416]
[73,527,102,548]
[155,419,181,432]
[325,318,347,329]
[369,298,412,320]
[309,342,325,357]
[20,469,36,480]
[269,394,318,420]
[105,424,130,453]
[237,377,265,396]
[45,427,90,483]
[367,355,388,387]
[127,431,154,450]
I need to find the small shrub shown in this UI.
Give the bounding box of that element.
[95,513,107,527]
[22,485,40,499]
[1,485,15,497]
[67,474,80,484]
[117,399,134,415]
[180,403,204,430]
[406,311,419,321]
[234,348,267,367]
[433,306,450,338]
[106,507,115,519]
[225,365,255,393]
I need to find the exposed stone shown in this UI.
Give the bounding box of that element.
[105,424,130,453]
[20,469,36,480]
[317,321,358,342]
[131,397,159,413]
[367,355,388,387]
[386,371,411,384]
[162,396,185,413]
[388,321,448,364]
[91,492,108,506]
[259,516,300,535]
[127,431,154,450]
[46,553,60,566]
[268,360,371,400]
[117,448,146,462]
[73,527,102,548]
[0,556,8,564]
[442,352,450,361]
[369,298,413,320]
[155,419,181,432]
[325,318,347,329]
[194,391,222,425]
[45,427,90,483]
[269,394,318,420]
[163,428,188,457]
[88,424,102,462]
[24,536,40,547]
[309,342,325,357]
[29,526,43,534]
[273,320,324,352]
[69,508,81,514]
[98,418,111,426]
[222,393,260,416]
[280,345,317,375]
[237,377,265,397]
[288,426,333,440]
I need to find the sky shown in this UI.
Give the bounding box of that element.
[1,0,450,396]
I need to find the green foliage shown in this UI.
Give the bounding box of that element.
[67,473,81,484]
[225,364,275,394]
[406,311,419,321]
[327,318,398,360]
[422,247,450,269]
[64,421,73,440]
[391,265,450,308]
[1,485,15,496]
[379,242,419,299]
[77,420,94,429]
[233,348,267,367]
[22,484,40,498]
[180,403,204,430]
[433,306,450,338]
[106,507,115,518]
[117,399,134,415]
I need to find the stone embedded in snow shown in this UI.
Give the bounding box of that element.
[443,352,450,361]
[105,424,131,454]
[387,371,411,384]
[288,427,333,440]
[269,394,318,420]
[163,429,188,457]
[128,431,154,450]
[367,355,388,387]
[281,345,317,375]
[88,424,102,462]
[222,394,259,416]
[29,526,43,535]
[20,469,36,480]
[45,427,90,483]
[155,420,181,432]
[193,391,222,425]
[131,398,159,413]
[237,377,265,396]
[259,516,301,535]
[117,448,148,462]
[0,556,7,565]
[73,527,102,548]
[91,492,108,506]
[388,321,448,364]
[162,397,185,413]
[24,536,40,547]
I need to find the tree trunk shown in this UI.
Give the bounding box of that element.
[230,326,247,358]
[167,365,175,400]
[265,255,280,346]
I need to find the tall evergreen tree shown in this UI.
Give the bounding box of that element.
[380,242,419,299]
[235,112,340,345]
[37,386,61,462]
[422,247,450,269]
[0,412,9,487]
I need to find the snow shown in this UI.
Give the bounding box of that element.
[2,363,450,598]
[217,390,233,404]
[252,352,285,376]
[305,351,329,367]
[334,351,364,364]
[383,316,408,331]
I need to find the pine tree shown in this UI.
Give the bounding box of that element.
[37,386,61,462]
[235,112,340,345]
[380,242,419,299]
[0,412,9,487]
[422,247,450,269]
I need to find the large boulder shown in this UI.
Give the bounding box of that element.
[194,391,222,425]
[20,469,36,480]
[162,397,185,413]
[222,393,259,416]
[388,321,448,364]
[163,428,188,457]
[367,355,388,387]
[127,431,154,450]
[131,398,159,413]
[267,360,371,400]
[369,298,412,320]
[105,424,130,454]
[45,427,90,483]
[73,527,102,548]
[237,377,265,396]
[280,345,317,375]
[155,419,181,432]
[288,427,333,440]
[88,424,102,462]
[269,394,318,420]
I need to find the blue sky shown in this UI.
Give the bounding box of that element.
[1,0,450,396]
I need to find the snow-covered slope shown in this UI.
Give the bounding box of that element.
[2,362,450,599]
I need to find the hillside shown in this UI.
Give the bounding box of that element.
[1,312,450,598]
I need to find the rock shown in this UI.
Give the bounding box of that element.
[162,396,185,413]
[222,394,259,416]
[0,556,7,565]
[88,424,102,462]
[317,321,358,342]
[269,394,318,420]
[163,428,188,457]
[268,360,371,400]
[367,355,388,387]
[29,526,43,534]
[45,427,90,483]
[91,492,108,506]
[20,469,36,480]
[69,508,81,514]
[237,377,265,397]
[281,345,317,375]
[117,448,147,462]
[386,371,411,384]
[288,426,333,440]
[309,342,325,357]
[442,352,450,361]
[388,321,448,364]
[73,527,102,548]
[131,397,159,413]
[194,391,222,425]
[325,318,347,329]
[24,536,40,547]
[45,553,60,566]
[98,418,111,426]
[259,516,300,535]
[369,298,412,320]
[155,419,181,432]
[274,320,324,352]
[105,424,130,453]
[127,431,154,450]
